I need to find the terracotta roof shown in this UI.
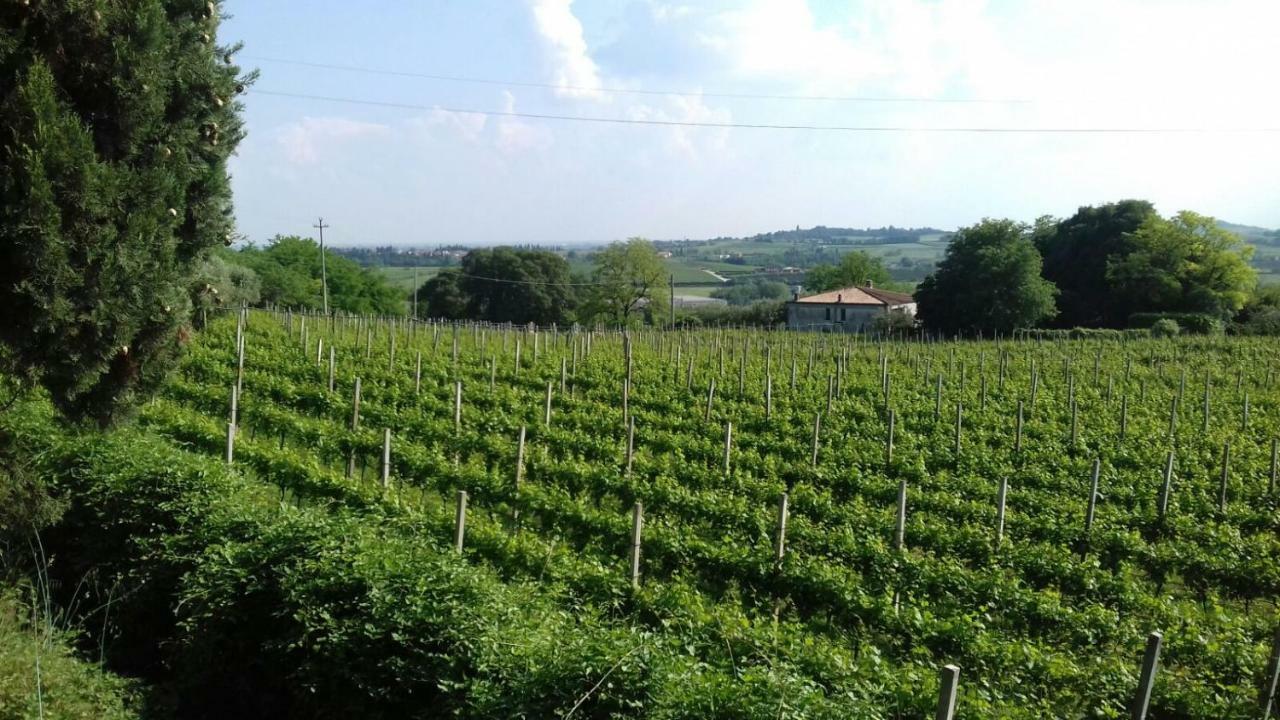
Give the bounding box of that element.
[792,285,914,306]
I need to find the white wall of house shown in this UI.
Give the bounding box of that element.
[786,302,915,332]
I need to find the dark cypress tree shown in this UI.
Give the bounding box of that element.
[0,1,252,424]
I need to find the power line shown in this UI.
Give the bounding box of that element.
[249,89,1280,134]
[241,54,1028,105]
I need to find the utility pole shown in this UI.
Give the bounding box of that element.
[314,217,330,315]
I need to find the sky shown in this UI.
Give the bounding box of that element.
[221,0,1280,248]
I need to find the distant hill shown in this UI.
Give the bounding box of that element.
[692,225,950,246]
[1218,220,1279,245]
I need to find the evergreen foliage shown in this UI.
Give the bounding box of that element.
[0,0,250,424]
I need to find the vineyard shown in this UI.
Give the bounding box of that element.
[10,309,1280,719]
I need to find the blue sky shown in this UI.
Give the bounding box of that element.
[221,0,1280,247]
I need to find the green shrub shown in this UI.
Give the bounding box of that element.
[1128,312,1222,335]
[1150,318,1181,338]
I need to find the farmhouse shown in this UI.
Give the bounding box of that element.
[785,284,916,332]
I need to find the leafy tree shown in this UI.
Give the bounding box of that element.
[916,219,1058,334]
[414,270,467,320]
[586,239,669,326]
[458,248,576,325]
[803,251,892,292]
[193,252,261,318]
[231,236,404,315]
[1106,211,1256,321]
[711,279,789,306]
[0,0,250,424]
[1036,200,1157,327]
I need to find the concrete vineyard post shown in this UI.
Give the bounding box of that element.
[810,413,821,466]
[229,384,238,426]
[544,382,553,427]
[454,381,463,431]
[1015,401,1024,455]
[774,493,789,564]
[630,502,643,588]
[225,422,235,464]
[705,380,715,422]
[936,664,960,720]
[1085,458,1101,534]
[381,428,391,489]
[454,490,468,553]
[1271,438,1278,495]
[1132,631,1163,720]
[765,373,773,420]
[351,378,362,430]
[1120,395,1129,441]
[414,351,422,394]
[886,409,895,468]
[1260,626,1280,720]
[894,478,908,551]
[954,402,963,455]
[1158,451,1175,519]
[995,477,1008,547]
[1219,441,1230,512]
[625,416,635,476]
[328,346,336,393]
[723,422,733,476]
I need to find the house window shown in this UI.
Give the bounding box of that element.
[840,308,847,322]
[824,307,831,321]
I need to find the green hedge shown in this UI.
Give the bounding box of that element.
[1128,312,1224,335]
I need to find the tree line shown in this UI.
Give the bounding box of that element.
[915,201,1269,336]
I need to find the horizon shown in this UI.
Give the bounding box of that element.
[222,1,1280,248]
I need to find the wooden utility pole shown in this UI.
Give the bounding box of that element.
[314,218,330,315]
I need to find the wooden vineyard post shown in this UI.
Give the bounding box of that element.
[723,422,733,476]
[1260,626,1280,720]
[1132,631,1163,720]
[225,422,235,464]
[1243,394,1250,430]
[414,351,422,395]
[544,382,553,427]
[936,664,960,720]
[388,331,396,372]
[622,377,630,427]
[995,477,1008,548]
[454,490,467,553]
[1158,451,1175,519]
[826,375,834,416]
[622,500,644,589]
[774,493,789,564]
[1218,441,1230,513]
[328,346,336,393]
[454,381,463,431]
[894,478,908,551]
[1084,458,1101,536]
[790,355,797,390]
[381,428,391,490]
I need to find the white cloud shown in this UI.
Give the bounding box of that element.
[528,0,603,98]
[495,91,554,154]
[276,117,390,165]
